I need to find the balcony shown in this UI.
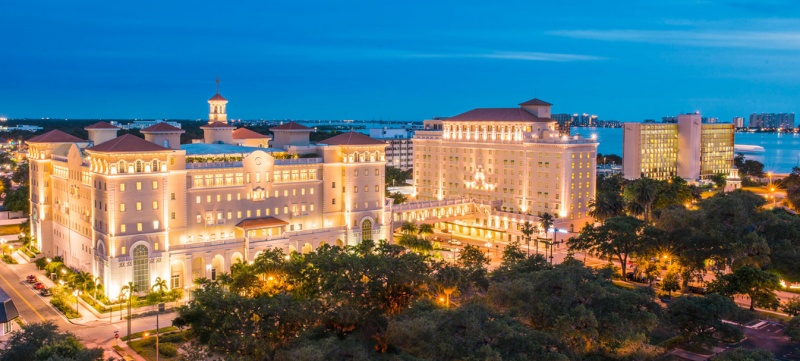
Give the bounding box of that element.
[274,157,322,165]
[186,161,243,169]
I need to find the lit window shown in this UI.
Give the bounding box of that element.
[136,202,142,211]
[120,203,126,212]
[136,182,142,190]
[152,201,158,210]
[120,183,126,191]
[120,225,127,233]
[152,180,158,189]
[137,223,143,232]
[153,220,159,229]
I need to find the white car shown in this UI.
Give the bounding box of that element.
[448,240,462,246]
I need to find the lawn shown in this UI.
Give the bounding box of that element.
[128,331,186,361]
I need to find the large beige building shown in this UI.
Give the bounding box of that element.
[28,90,390,298]
[623,113,734,180]
[412,98,598,235]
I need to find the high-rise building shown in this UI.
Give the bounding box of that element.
[412,98,598,231]
[749,113,795,129]
[550,113,572,136]
[369,128,414,170]
[28,87,390,298]
[732,117,745,128]
[623,113,734,181]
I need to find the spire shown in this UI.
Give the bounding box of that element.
[215,76,220,94]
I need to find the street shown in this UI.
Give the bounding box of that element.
[0,257,178,359]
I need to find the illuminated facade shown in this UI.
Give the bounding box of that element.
[412,98,598,234]
[623,113,734,181]
[28,90,389,298]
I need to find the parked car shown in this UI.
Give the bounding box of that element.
[27,275,38,284]
[34,282,45,290]
[39,288,52,297]
[688,286,707,295]
[448,239,462,246]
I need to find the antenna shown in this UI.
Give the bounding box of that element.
[215,76,220,94]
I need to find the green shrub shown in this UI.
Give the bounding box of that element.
[158,343,178,357]
[34,257,47,270]
[50,297,80,318]
[160,332,186,343]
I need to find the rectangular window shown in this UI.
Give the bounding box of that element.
[120,224,126,233]
[136,223,143,232]
[121,246,126,254]
[227,194,232,201]
[170,212,176,220]
[332,198,336,205]
[171,193,176,200]
[237,211,242,218]
[152,201,158,210]
[136,182,142,190]
[120,183,126,191]
[332,182,336,188]
[207,195,211,203]
[120,203,126,212]
[153,220,159,229]
[196,196,201,204]
[136,202,142,211]
[152,180,158,189]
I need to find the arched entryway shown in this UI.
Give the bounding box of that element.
[211,255,224,280]
[301,243,313,254]
[170,261,185,290]
[231,252,244,266]
[335,239,344,247]
[361,219,373,242]
[191,257,205,283]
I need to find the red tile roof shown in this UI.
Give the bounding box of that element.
[208,93,227,101]
[270,122,312,131]
[320,131,386,146]
[84,121,120,130]
[235,217,289,229]
[141,122,184,133]
[519,98,552,106]
[27,130,86,143]
[447,108,553,122]
[87,134,171,153]
[232,128,270,139]
[200,121,235,129]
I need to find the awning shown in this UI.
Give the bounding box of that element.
[235,217,289,230]
[0,288,19,323]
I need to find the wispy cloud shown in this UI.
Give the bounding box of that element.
[408,50,606,62]
[550,29,800,50]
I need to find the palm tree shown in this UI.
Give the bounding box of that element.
[434,265,461,308]
[588,193,624,223]
[520,221,537,256]
[539,213,555,261]
[626,178,658,223]
[400,221,418,235]
[151,277,168,295]
[71,271,92,295]
[121,281,138,339]
[417,223,434,239]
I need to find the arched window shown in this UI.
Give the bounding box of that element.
[151,159,159,172]
[361,219,372,242]
[118,161,126,173]
[95,241,105,289]
[135,160,144,173]
[133,245,149,292]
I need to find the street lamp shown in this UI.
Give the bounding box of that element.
[73,290,81,314]
[484,241,492,256]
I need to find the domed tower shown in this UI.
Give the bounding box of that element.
[208,77,228,123]
[202,77,235,144]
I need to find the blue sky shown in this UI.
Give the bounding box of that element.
[3,0,800,122]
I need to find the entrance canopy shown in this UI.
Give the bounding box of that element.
[235,216,289,230]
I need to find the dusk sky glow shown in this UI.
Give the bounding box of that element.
[4,0,800,121]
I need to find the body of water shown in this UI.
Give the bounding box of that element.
[571,127,800,174]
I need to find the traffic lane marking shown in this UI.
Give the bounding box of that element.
[0,269,46,322]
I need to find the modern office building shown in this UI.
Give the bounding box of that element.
[623,113,734,181]
[412,98,598,231]
[28,89,390,298]
[369,128,414,170]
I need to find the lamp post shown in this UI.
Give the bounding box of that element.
[73,290,81,315]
